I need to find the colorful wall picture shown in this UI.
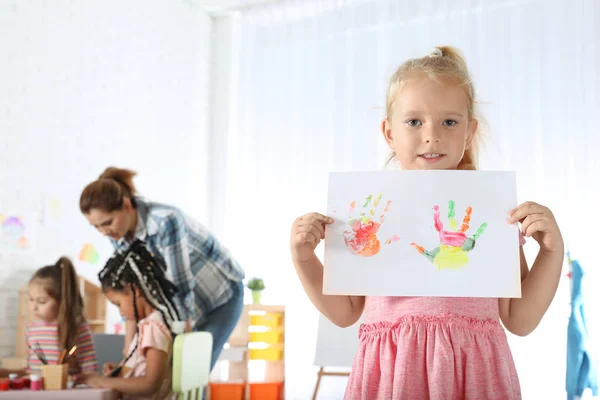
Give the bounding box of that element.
[79,243,100,265]
[17,236,30,249]
[0,214,31,249]
[2,216,25,231]
[324,170,521,298]
[48,198,62,220]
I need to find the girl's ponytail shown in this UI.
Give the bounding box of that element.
[57,257,85,351]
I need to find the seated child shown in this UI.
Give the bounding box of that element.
[0,257,98,377]
[77,239,185,400]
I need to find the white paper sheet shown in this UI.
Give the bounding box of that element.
[324,170,521,298]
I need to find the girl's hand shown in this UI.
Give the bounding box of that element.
[290,213,334,263]
[83,374,108,388]
[74,373,107,388]
[509,202,564,253]
[102,363,118,376]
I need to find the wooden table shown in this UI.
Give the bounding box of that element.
[0,388,118,399]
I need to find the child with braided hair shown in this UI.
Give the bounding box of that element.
[76,239,185,400]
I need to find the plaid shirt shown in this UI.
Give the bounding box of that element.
[111,197,245,326]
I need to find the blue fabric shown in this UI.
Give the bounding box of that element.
[193,280,244,371]
[566,256,598,400]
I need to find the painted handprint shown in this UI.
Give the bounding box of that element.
[411,200,487,270]
[343,193,400,257]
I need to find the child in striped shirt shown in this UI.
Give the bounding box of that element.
[1,257,98,377]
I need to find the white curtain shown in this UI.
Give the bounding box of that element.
[211,0,600,398]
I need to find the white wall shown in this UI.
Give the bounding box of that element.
[0,0,212,357]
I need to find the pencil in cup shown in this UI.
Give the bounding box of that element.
[28,343,47,365]
[57,345,77,364]
[57,349,67,364]
[40,364,69,390]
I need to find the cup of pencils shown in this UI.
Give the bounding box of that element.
[40,364,68,390]
[37,345,77,390]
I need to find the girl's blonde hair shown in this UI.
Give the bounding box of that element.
[385,46,483,170]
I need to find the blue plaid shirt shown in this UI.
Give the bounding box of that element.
[111,197,245,326]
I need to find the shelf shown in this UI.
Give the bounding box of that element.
[244,304,285,313]
[212,304,286,400]
[248,342,283,348]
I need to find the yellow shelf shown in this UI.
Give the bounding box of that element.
[249,330,284,344]
[249,313,283,328]
[249,347,283,361]
[212,304,286,399]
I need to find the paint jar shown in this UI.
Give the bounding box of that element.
[11,378,25,390]
[8,374,18,389]
[0,379,9,391]
[30,375,42,391]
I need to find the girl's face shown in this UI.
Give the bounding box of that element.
[84,197,136,240]
[382,77,477,170]
[104,285,148,321]
[28,281,59,322]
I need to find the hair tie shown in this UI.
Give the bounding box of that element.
[429,47,443,57]
[171,321,186,334]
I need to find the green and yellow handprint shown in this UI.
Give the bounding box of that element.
[411,200,487,270]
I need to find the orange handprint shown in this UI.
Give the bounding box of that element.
[411,200,487,270]
[343,193,399,257]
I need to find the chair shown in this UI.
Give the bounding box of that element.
[172,332,213,400]
[91,334,125,374]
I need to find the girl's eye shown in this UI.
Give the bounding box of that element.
[443,119,458,126]
[406,119,422,127]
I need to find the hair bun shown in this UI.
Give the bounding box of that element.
[429,47,443,57]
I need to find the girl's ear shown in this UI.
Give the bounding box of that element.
[465,118,478,149]
[381,118,395,149]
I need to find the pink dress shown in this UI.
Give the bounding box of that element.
[345,297,521,400]
[345,235,526,400]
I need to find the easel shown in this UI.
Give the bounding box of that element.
[312,367,351,400]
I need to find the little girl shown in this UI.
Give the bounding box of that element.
[290,46,564,399]
[0,257,98,377]
[77,239,184,400]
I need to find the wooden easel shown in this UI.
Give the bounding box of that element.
[312,367,351,400]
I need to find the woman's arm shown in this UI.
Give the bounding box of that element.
[156,214,194,323]
[499,202,564,336]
